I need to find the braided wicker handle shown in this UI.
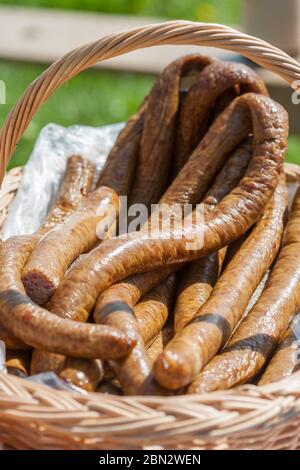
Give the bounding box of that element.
[1,20,300,183]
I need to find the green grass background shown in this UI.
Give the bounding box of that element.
[0,0,299,168]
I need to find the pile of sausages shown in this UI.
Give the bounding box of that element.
[1,54,300,396]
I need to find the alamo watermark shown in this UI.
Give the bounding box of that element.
[95,196,205,251]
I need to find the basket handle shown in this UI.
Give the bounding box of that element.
[1,20,300,183]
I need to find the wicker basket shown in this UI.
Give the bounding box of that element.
[1,20,300,450]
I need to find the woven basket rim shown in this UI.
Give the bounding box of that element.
[1,20,300,450]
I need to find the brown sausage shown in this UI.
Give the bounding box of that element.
[0,155,95,349]
[93,267,176,326]
[39,155,95,235]
[129,54,212,207]
[22,185,119,306]
[154,176,287,390]
[147,326,174,367]
[187,186,300,394]
[0,236,134,359]
[174,138,253,332]
[6,349,31,377]
[58,358,104,392]
[221,230,251,272]
[94,274,177,395]
[258,325,300,385]
[97,380,123,396]
[134,274,177,345]
[46,92,261,321]
[30,348,65,375]
[96,102,145,196]
[174,254,220,334]
[174,61,267,174]
[0,324,26,350]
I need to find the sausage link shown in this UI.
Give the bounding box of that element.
[129,54,212,207]
[221,230,251,272]
[174,138,252,332]
[134,274,177,345]
[188,186,300,394]
[30,348,65,375]
[58,358,104,392]
[94,275,177,395]
[0,236,134,359]
[155,176,287,389]
[39,155,95,235]
[97,380,123,396]
[157,92,252,208]
[6,349,31,377]
[31,268,176,376]
[147,326,174,367]
[47,92,264,321]
[31,219,135,374]
[22,186,119,306]
[0,324,26,350]
[97,101,146,196]
[93,267,175,325]
[174,254,220,334]
[258,325,300,385]
[174,61,267,174]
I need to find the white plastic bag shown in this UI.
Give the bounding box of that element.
[0,341,6,373]
[2,122,123,239]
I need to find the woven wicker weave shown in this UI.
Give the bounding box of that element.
[1,21,300,450]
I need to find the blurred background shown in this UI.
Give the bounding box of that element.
[0,0,299,168]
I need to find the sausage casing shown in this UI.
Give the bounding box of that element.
[155,176,287,389]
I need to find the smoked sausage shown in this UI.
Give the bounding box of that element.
[188,186,300,394]
[174,61,267,173]
[147,326,174,367]
[59,358,104,392]
[94,274,177,395]
[155,175,287,389]
[6,349,31,378]
[134,273,177,345]
[129,54,212,207]
[174,138,252,332]
[258,324,300,385]
[0,236,134,359]
[22,185,119,305]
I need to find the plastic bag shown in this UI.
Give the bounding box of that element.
[0,341,6,373]
[2,122,123,239]
[28,372,87,394]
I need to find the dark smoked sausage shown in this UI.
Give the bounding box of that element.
[188,186,300,394]
[22,185,119,306]
[174,61,267,173]
[174,138,252,332]
[258,324,300,385]
[0,236,134,359]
